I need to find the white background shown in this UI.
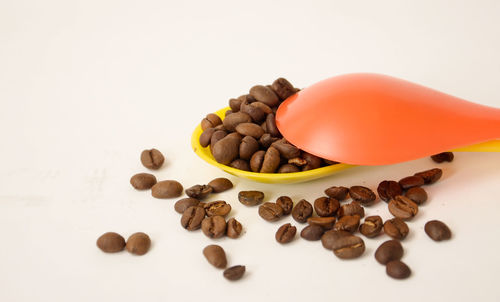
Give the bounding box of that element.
[1,1,500,301]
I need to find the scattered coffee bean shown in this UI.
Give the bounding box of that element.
[337,201,365,218]
[185,184,213,200]
[324,186,349,201]
[377,180,402,202]
[300,225,325,241]
[414,168,442,184]
[276,196,293,215]
[388,195,418,220]
[404,187,428,205]
[359,215,383,238]
[275,223,297,244]
[258,202,284,222]
[384,218,409,240]
[386,260,411,279]
[238,191,264,206]
[291,199,313,223]
[201,113,222,130]
[425,220,451,241]
[96,232,126,253]
[126,232,151,256]
[203,245,227,269]
[226,218,243,239]
[130,173,157,190]
[333,215,361,233]
[181,206,206,230]
[431,152,454,163]
[375,240,404,264]
[151,180,183,199]
[140,148,164,170]
[207,177,233,193]
[307,217,336,230]
[203,201,231,217]
[331,234,365,259]
[321,230,351,250]
[349,186,376,205]
[399,175,425,190]
[174,198,200,214]
[201,216,227,239]
[314,197,340,217]
[223,265,246,281]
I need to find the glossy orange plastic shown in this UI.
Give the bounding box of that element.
[276,73,500,165]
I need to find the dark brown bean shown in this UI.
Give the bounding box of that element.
[271,139,300,159]
[238,191,264,206]
[375,240,404,264]
[240,101,266,122]
[276,196,293,215]
[291,199,313,223]
[201,113,222,130]
[223,265,245,281]
[203,245,227,269]
[383,218,409,240]
[210,130,227,151]
[130,173,157,190]
[259,133,279,149]
[414,168,443,184]
[126,232,151,256]
[222,112,252,131]
[431,152,454,163]
[181,206,206,230]
[271,78,296,100]
[333,215,361,233]
[229,98,242,112]
[251,101,273,114]
[405,187,428,205]
[140,148,164,170]
[321,230,351,250]
[174,198,200,214]
[226,218,243,239]
[96,232,126,253]
[201,216,227,239]
[260,146,280,173]
[230,159,250,171]
[331,235,365,259]
[337,201,365,218]
[349,186,376,205]
[277,164,299,173]
[249,85,280,107]
[250,150,266,172]
[359,215,383,238]
[212,133,241,165]
[386,260,411,279]
[388,195,418,220]
[258,202,284,222]
[265,113,281,137]
[302,152,322,171]
[185,184,212,200]
[324,186,349,201]
[225,110,232,117]
[151,180,183,199]
[239,136,259,160]
[425,220,452,241]
[313,197,340,217]
[275,223,297,244]
[300,225,325,241]
[207,178,233,193]
[199,128,217,147]
[377,180,403,202]
[307,217,336,230]
[235,123,265,139]
[203,201,231,217]
[399,175,425,190]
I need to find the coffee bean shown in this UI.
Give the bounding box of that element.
[300,225,325,241]
[383,218,409,240]
[431,152,454,163]
[251,101,273,114]
[222,111,252,132]
[307,217,336,229]
[333,215,361,233]
[324,186,349,201]
[229,98,242,112]
[126,232,151,256]
[404,187,428,205]
[239,136,259,160]
[203,245,227,269]
[212,133,242,165]
[240,100,266,122]
[258,202,284,222]
[265,113,281,137]
[226,218,243,239]
[271,139,300,159]
[288,157,307,166]
[414,168,442,184]
[181,206,206,230]
[425,220,451,241]
[225,110,232,117]
[210,130,227,152]
[302,152,322,171]
[185,184,212,200]
[276,196,293,215]
[230,159,250,171]
[321,230,351,250]
[399,175,425,190]
[151,180,183,199]
[250,150,266,172]
[349,186,376,205]
[375,240,404,264]
[237,94,256,104]
[291,199,313,223]
[386,260,411,279]
[249,85,280,107]
[140,148,164,170]
[337,201,365,218]
[359,215,383,238]
[96,232,126,253]
[235,122,265,139]
[388,195,418,220]
[260,146,280,173]
[377,180,403,202]
[271,78,296,100]
[200,128,217,147]
[314,197,340,217]
[331,234,365,259]
[130,173,157,190]
[201,113,222,130]
[223,265,246,281]
[275,223,297,244]
[278,164,300,173]
[201,216,227,239]
[259,133,279,149]
[203,201,231,217]
[238,191,264,206]
[207,177,233,193]
[174,198,200,214]
[214,124,226,131]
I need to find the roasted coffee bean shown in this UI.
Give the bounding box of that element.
[203,245,227,269]
[230,159,250,171]
[399,175,425,190]
[386,260,411,279]
[214,124,226,131]
[96,232,126,253]
[210,130,227,147]
[130,173,157,190]
[212,133,241,165]
[207,177,233,193]
[349,186,376,205]
[388,195,418,220]
[288,157,307,166]
[174,198,200,214]
[359,215,383,238]
[151,180,183,199]
[291,199,313,223]
[323,159,339,165]
[333,215,361,233]
[223,265,246,281]
[324,186,349,201]
[425,220,451,241]
[251,101,273,114]
[271,139,300,159]
[199,128,217,147]
[377,180,403,202]
[314,197,340,217]
[302,152,322,171]
[126,232,151,256]
[265,113,281,137]
[337,201,365,218]
[181,206,205,230]
[235,122,265,139]
[404,187,428,205]
[271,77,296,100]
[140,148,164,170]
[201,216,227,239]
[238,94,256,104]
[321,230,351,250]
[260,146,280,173]
[259,202,284,222]
[259,133,279,149]
[201,113,222,130]
[249,85,280,107]
[185,184,212,200]
[275,223,297,244]
[239,136,259,160]
[431,152,454,163]
[300,225,325,241]
[240,101,266,122]
[276,196,293,215]
[331,235,365,259]
[307,217,336,230]
[225,110,232,117]
[278,164,300,173]
[238,191,264,206]
[250,150,266,172]
[226,218,243,239]
[414,168,442,184]
[204,201,231,217]
[375,240,404,264]
[384,218,409,240]
[222,111,252,131]
[229,98,242,112]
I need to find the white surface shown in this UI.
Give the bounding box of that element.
[1,0,500,301]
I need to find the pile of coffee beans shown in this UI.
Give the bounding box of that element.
[203,244,246,281]
[198,78,338,173]
[97,232,151,256]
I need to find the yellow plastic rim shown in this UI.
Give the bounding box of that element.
[190,107,356,184]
